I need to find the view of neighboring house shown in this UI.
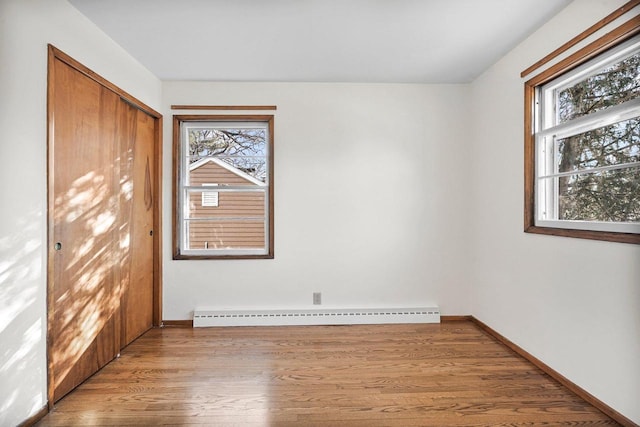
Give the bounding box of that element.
[187,158,266,250]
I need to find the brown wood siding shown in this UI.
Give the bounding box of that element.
[188,220,265,249]
[189,160,258,186]
[188,161,265,249]
[189,192,265,217]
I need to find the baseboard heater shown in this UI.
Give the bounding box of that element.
[193,307,440,327]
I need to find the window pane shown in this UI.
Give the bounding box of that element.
[188,128,267,182]
[556,117,640,174]
[185,219,266,250]
[556,166,640,222]
[557,53,640,123]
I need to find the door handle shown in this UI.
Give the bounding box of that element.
[54,242,62,251]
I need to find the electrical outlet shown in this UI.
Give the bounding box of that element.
[313,292,322,305]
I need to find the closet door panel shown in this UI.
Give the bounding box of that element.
[50,59,121,402]
[119,104,155,347]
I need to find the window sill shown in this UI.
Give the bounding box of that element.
[173,254,274,260]
[524,225,640,244]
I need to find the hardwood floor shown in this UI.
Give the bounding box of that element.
[36,321,619,426]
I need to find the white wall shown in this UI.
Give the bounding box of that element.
[469,0,640,424]
[163,82,472,319]
[0,1,161,425]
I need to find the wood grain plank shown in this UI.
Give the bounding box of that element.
[471,317,637,427]
[35,322,625,426]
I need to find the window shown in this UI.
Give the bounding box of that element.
[525,24,640,244]
[173,115,274,258]
[201,184,219,207]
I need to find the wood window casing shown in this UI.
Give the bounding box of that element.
[173,114,275,259]
[171,105,277,111]
[524,12,640,245]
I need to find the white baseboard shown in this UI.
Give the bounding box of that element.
[193,307,440,327]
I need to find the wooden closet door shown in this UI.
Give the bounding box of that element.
[49,58,122,402]
[119,103,155,347]
[48,46,159,405]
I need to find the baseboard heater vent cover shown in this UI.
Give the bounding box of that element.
[193,307,440,327]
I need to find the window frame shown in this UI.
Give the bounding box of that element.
[173,114,275,259]
[524,18,640,245]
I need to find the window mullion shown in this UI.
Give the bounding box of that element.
[539,161,640,179]
[538,98,640,140]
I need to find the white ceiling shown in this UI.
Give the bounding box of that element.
[69,0,571,83]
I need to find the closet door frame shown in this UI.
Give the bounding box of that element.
[46,45,163,408]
